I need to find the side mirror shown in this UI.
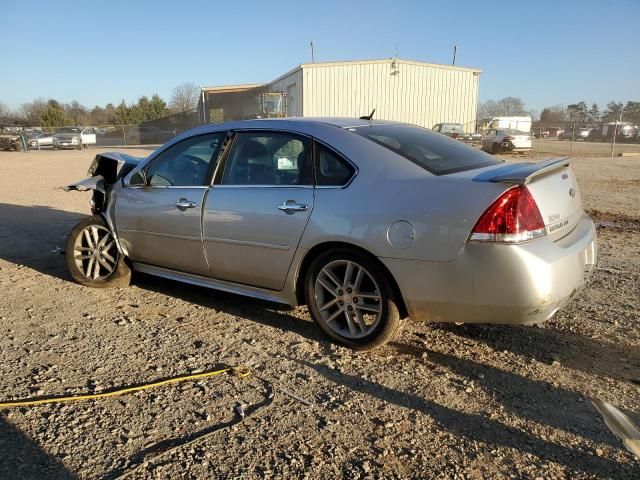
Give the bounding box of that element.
[128,170,147,186]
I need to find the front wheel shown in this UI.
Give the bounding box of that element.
[305,249,403,350]
[491,142,502,154]
[65,215,131,288]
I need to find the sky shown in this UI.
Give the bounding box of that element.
[1,0,639,114]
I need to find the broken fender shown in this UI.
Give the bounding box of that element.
[63,175,106,194]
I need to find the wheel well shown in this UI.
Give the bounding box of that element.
[294,241,409,319]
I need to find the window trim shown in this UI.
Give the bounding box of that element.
[127,132,228,189]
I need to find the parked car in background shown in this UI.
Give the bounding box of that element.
[27,131,54,149]
[63,118,596,350]
[482,128,532,153]
[53,126,97,150]
[546,127,564,138]
[558,127,591,141]
[533,128,550,139]
[432,123,482,143]
[0,128,25,151]
[588,122,637,142]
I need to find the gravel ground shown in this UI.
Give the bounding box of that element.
[0,147,638,479]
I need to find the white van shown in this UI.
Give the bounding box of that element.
[487,116,532,133]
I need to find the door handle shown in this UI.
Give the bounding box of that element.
[175,198,197,211]
[278,200,308,213]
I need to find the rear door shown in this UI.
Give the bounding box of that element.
[203,130,314,290]
[116,132,226,275]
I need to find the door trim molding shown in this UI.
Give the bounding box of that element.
[203,236,290,251]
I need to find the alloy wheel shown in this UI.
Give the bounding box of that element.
[314,259,382,339]
[73,225,119,281]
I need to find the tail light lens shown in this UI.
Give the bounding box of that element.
[469,185,546,243]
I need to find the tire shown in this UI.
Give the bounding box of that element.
[76,143,82,150]
[491,142,502,154]
[305,249,403,350]
[65,215,131,288]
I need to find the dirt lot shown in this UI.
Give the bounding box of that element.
[0,147,639,479]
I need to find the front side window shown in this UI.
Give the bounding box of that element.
[146,133,225,187]
[351,124,501,175]
[222,132,312,186]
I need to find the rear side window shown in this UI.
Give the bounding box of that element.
[351,124,501,175]
[316,145,355,186]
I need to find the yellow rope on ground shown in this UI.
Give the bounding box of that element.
[0,366,251,409]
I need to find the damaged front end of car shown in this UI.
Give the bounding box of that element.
[63,152,142,254]
[64,152,141,212]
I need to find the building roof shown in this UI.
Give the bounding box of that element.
[200,83,265,93]
[203,57,481,93]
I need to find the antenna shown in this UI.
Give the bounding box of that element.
[452,45,458,66]
[310,41,315,63]
[359,109,376,121]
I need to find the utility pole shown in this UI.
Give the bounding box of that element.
[452,45,457,66]
[610,109,623,158]
[310,41,315,63]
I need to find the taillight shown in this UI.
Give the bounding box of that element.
[469,185,546,243]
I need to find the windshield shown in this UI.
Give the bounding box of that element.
[351,123,502,175]
[57,127,81,134]
[440,124,464,133]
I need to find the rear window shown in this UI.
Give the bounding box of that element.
[350,124,501,175]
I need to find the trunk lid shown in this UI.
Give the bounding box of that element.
[461,157,583,240]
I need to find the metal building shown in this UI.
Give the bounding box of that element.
[200,58,481,131]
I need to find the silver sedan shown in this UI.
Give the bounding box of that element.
[64,118,597,350]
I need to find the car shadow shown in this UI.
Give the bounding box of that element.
[134,273,326,345]
[0,415,76,479]
[0,203,84,281]
[292,357,635,478]
[390,341,621,448]
[433,323,640,383]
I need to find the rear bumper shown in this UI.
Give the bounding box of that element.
[382,214,597,325]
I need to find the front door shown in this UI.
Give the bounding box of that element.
[81,128,97,146]
[203,131,314,290]
[116,132,226,275]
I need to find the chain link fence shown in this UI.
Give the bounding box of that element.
[530,121,640,157]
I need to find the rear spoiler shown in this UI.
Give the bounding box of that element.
[480,157,571,185]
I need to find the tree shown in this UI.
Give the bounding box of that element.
[567,101,588,122]
[65,100,88,125]
[603,101,624,122]
[589,103,600,122]
[0,101,10,123]
[149,94,168,120]
[20,98,47,125]
[540,105,565,124]
[170,82,200,113]
[497,97,528,116]
[114,100,131,125]
[623,101,640,125]
[478,97,529,119]
[40,104,72,127]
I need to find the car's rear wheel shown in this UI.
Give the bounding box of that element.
[66,215,131,288]
[305,249,403,350]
